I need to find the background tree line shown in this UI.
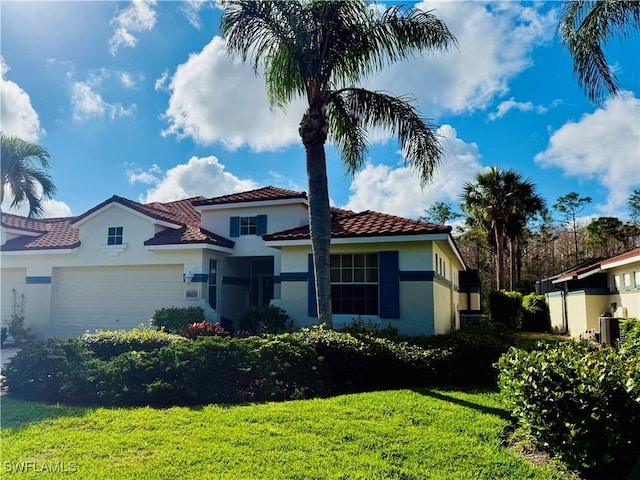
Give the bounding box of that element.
[421,173,640,295]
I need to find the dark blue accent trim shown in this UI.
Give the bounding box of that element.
[280,272,308,281]
[567,288,611,295]
[26,276,51,284]
[399,270,435,281]
[379,251,400,319]
[308,254,317,318]
[230,216,240,238]
[222,276,250,286]
[191,274,209,283]
[256,215,267,235]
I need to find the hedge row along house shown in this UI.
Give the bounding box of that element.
[539,246,640,337]
[0,186,481,339]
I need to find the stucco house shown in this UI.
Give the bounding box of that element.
[1,186,480,339]
[539,246,640,337]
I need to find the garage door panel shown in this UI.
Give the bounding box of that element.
[53,265,185,338]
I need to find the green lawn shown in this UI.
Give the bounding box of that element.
[0,389,567,479]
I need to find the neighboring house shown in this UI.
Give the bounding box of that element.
[539,246,640,336]
[0,186,481,339]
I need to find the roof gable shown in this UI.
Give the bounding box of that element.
[193,186,307,208]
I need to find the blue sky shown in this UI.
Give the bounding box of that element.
[1,1,639,223]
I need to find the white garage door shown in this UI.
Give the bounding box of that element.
[52,265,184,338]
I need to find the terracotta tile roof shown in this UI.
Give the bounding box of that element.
[73,195,204,227]
[1,195,232,251]
[1,214,80,251]
[193,186,307,206]
[601,246,640,267]
[263,210,451,241]
[144,225,234,249]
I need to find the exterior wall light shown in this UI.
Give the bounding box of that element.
[183,271,194,284]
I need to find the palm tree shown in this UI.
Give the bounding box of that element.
[221,1,456,326]
[559,0,640,104]
[1,133,56,218]
[503,174,546,290]
[461,167,544,291]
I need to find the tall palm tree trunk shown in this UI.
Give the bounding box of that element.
[495,223,505,290]
[300,107,333,327]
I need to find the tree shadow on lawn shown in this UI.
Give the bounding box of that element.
[411,387,512,421]
[1,396,91,432]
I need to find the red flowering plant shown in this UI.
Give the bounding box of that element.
[185,321,230,339]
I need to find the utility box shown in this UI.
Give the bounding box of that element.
[599,317,621,346]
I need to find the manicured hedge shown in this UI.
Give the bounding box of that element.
[498,341,640,479]
[3,322,515,407]
[150,306,205,335]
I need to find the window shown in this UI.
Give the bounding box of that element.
[208,259,217,309]
[623,273,632,291]
[613,275,621,292]
[330,253,378,315]
[635,271,640,289]
[240,216,257,235]
[107,227,123,245]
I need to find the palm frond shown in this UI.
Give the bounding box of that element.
[559,0,640,104]
[328,88,442,185]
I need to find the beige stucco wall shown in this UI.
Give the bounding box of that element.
[607,264,640,318]
[274,238,463,336]
[546,291,610,337]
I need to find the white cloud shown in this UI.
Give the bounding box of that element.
[535,93,640,216]
[154,70,169,91]
[109,0,157,56]
[488,98,548,121]
[181,0,214,29]
[119,71,143,89]
[343,125,483,218]
[162,3,557,153]
[370,2,558,115]
[71,80,136,121]
[162,36,305,151]
[131,156,259,203]
[0,56,44,142]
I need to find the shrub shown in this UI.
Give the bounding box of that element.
[338,316,400,341]
[185,321,230,339]
[498,341,640,478]
[621,318,640,353]
[239,305,292,335]
[486,290,523,329]
[3,339,99,404]
[521,293,551,332]
[150,306,204,335]
[81,327,187,360]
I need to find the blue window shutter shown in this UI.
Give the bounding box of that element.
[230,216,240,237]
[256,215,267,235]
[379,251,400,319]
[308,254,317,317]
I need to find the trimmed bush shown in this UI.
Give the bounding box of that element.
[337,316,400,341]
[521,293,551,332]
[2,339,99,404]
[498,341,640,478]
[239,305,292,335]
[82,327,187,360]
[150,306,205,335]
[486,290,523,329]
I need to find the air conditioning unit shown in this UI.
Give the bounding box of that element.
[460,313,486,329]
[599,316,621,346]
